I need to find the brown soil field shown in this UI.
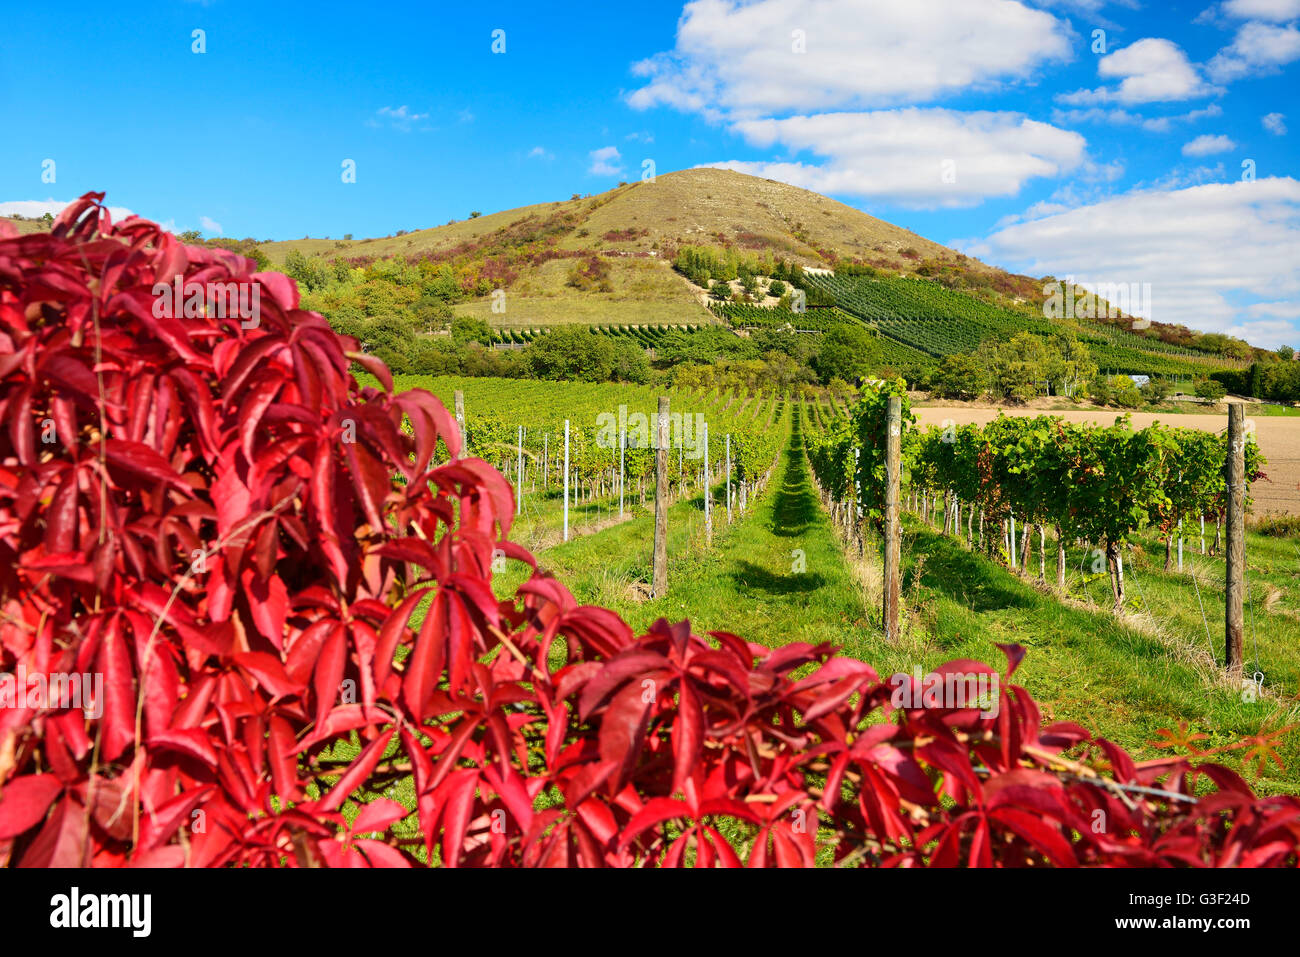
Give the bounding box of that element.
[914,405,1300,517]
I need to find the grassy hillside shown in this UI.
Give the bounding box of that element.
[0,216,50,235]
[258,168,1013,329]
[263,168,967,271]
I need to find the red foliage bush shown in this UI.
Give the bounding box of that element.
[1,194,1297,867]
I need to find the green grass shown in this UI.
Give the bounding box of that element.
[518,404,877,650]
[891,516,1300,795]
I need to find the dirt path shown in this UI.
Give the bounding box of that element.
[914,406,1300,516]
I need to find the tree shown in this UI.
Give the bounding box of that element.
[768,279,787,298]
[450,315,493,347]
[981,333,1048,403]
[813,323,874,384]
[1196,377,1227,404]
[525,326,615,381]
[1249,362,1265,398]
[1139,377,1173,405]
[1277,345,1294,361]
[1105,375,1142,409]
[609,337,651,383]
[469,211,482,218]
[1045,334,1095,398]
[928,353,987,401]
[283,249,331,292]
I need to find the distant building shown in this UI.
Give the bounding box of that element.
[1129,374,1150,387]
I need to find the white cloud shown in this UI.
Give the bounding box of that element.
[1052,103,1222,132]
[1183,133,1237,155]
[1208,20,1300,81]
[199,215,224,235]
[528,146,554,160]
[962,177,1300,346]
[1143,163,1228,190]
[373,105,430,131]
[0,198,135,221]
[1222,0,1300,20]
[1245,300,1300,319]
[628,0,1073,115]
[1058,38,1215,105]
[1263,111,1288,134]
[699,108,1085,208]
[588,146,624,177]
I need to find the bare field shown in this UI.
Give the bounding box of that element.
[914,405,1300,516]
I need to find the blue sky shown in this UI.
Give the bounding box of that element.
[2,0,1297,344]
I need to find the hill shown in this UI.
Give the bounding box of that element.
[256,168,1022,329]
[3,172,1261,376]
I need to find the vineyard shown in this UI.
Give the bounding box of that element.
[709,301,838,332]
[4,199,1299,875]
[803,274,1239,377]
[369,375,786,550]
[488,322,705,348]
[402,371,1300,799]
[709,302,934,373]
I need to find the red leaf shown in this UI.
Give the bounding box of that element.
[97,620,136,762]
[0,774,63,839]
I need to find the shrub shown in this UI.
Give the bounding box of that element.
[0,194,1296,868]
[1197,377,1229,404]
[1139,377,1173,405]
[1253,513,1300,538]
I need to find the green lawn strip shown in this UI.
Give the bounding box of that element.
[600,406,876,650]
[892,523,1300,795]
[490,404,794,607]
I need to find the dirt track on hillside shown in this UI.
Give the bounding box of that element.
[914,406,1300,517]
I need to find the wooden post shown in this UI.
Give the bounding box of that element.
[543,433,548,489]
[563,419,570,543]
[516,425,523,515]
[619,428,626,519]
[1177,518,1183,572]
[652,397,669,598]
[454,390,466,455]
[883,395,902,643]
[1009,514,1017,569]
[703,421,712,546]
[1225,403,1246,677]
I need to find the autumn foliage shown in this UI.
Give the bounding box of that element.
[0,194,1297,867]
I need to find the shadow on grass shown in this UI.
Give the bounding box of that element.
[907,525,1038,613]
[728,559,828,594]
[769,426,820,540]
